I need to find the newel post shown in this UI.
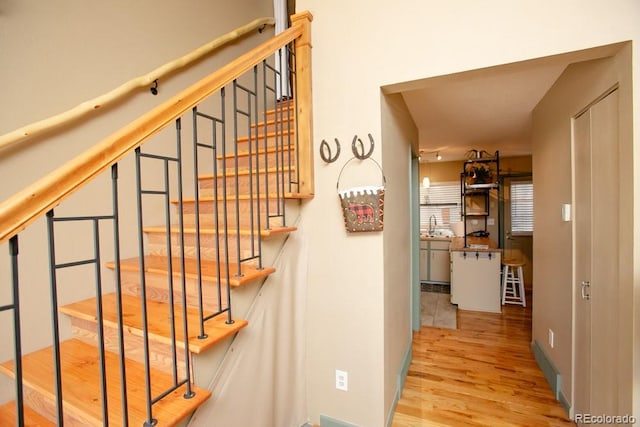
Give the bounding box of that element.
[290,11,314,196]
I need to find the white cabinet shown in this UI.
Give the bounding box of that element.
[419,239,451,284]
[419,242,429,282]
[450,250,501,313]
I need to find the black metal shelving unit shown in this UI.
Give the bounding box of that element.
[460,151,500,248]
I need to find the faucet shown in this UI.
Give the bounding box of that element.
[428,215,437,235]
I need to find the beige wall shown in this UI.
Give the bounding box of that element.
[0,0,272,406]
[381,93,416,422]
[296,0,640,424]
[532,47,634,410]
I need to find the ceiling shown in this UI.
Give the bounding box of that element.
[397,43,626,162]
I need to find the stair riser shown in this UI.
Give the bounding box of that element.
[18,377,100,426]
[234,129,296,152]
[198,169,296,197]
[119,269,230,313]
[146,231,260,263]
[264,103,294,123]
[220,146,295,169]
[180,198,286,228]
[70,317,188,378]
[250,115,294,134]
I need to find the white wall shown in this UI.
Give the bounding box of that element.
[296,0,640,424]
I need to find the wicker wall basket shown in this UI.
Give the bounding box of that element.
[337,157,386,232]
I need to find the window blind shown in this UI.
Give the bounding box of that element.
[511,181,533,235]
[420,182,461,231]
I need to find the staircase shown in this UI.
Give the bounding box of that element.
[0,99,308,425]
[0,12,314,425]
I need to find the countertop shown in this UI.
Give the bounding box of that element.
[419,235,452,242]
[450,236,501,253]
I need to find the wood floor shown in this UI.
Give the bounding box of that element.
[392,292,575,426]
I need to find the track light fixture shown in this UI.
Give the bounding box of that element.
[419,150,443,162]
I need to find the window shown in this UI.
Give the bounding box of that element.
[510,181,533,235]
[420,182,461,231]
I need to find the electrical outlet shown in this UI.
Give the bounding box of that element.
[335,369,348,391]
[549,329,555,348]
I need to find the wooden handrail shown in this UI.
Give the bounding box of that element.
[0,16,275,152]
[0,11,313,245]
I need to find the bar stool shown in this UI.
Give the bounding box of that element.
[501,259,526,307]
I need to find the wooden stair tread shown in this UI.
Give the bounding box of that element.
[60,293,248,354]
[0,401,54,426]
[0,339,210,426]
[178,192,312,203]
[197,165,295,180]
[217,144,294,160]
[107,255,275,287]
[143,224,297,238]
[235,128,294,144]
[250,115,294,128]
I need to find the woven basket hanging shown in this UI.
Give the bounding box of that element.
[337,157,386,232]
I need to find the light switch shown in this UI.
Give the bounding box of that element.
[562,204,571,222]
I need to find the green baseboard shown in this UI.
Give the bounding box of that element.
[531,340,561,399]
[320,415,358,427]
[559,389,571,415]
[386,340,412,426]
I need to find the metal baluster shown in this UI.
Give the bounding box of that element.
[214,91,226,321]
[92,218,109,425]
[46,210,64,426]
[8,236,24,427]
[253,65,263,270]
[232,80,243,279]
[176,117,195,398]
[191,107,207,340]
[111,164,130,426]
[220,88,234,325]
[247,66,257,262]
[134,148,156,427]
[162,155,179,385]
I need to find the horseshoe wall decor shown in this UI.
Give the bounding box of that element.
[352,134,375,160]
[319,138,341,163]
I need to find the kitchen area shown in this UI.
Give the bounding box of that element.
[419,152,533,315]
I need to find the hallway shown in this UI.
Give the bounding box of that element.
[392,294,575,426]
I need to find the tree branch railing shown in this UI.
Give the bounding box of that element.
[0,17,276,153]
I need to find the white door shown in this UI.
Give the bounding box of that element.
[573,89,619,423]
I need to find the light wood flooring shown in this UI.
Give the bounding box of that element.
[392,292,575,426]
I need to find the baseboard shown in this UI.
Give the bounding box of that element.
[559,389,571,416]
[386,339,412,427]
[319,415,358,427]
[531,340,561,399]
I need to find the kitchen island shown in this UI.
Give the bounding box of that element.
[449,237,502,313]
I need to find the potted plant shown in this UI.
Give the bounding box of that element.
[465,162,494,185]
